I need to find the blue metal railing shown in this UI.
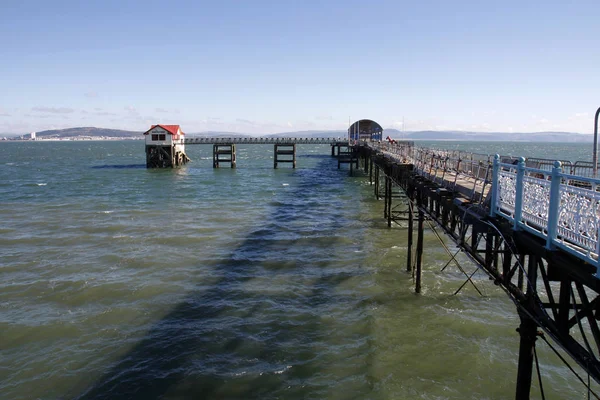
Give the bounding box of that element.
[490,154,600,273]
[364,141,600,274]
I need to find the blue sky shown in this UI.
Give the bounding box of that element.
[1,0,599,134]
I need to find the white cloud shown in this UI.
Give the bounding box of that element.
[32,106,75,114]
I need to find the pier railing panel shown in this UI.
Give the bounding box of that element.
[491,155,600,273]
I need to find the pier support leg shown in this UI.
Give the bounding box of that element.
[213,144,236,168]
[369,158,373,184]
[515,254,540,400]
[374,167,380,199]
[274,144,295,169]
[415,209,424,293]
[384,175,389,222]
[385,175,392,228]
[515,311,537,400]
[407,201,413,272]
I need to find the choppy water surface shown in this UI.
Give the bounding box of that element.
[0,141,595,399]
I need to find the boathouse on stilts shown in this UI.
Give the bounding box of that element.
[144,124,190,168]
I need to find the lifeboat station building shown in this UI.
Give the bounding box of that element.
[144,124,189,168]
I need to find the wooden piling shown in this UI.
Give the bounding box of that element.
[274,144,296,169]
[145,145,189,168]
[213,144,236,168]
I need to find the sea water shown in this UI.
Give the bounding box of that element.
[0,140,596,399]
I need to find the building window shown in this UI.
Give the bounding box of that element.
[152,134,158,141]
[159,134,166,141]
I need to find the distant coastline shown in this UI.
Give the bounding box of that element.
[0,126,594,143]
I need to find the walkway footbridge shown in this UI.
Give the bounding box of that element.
[357,141,600,398]
[183,137,345,145]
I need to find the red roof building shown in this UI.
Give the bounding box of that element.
[143,124,184,136]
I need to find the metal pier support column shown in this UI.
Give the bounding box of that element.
[386,175,392,227]
[515,254,540,400]
[384,174,389,222]
[374,166,380,199]
[515,311,537,400]
[415,209,424,293]
[407,201,413,272]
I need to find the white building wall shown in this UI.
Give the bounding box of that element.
[145,127,173,146]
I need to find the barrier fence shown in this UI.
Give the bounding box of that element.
[364,140,600,273]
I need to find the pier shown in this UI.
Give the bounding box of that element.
[142,120,600,398]
[357,138,600,399]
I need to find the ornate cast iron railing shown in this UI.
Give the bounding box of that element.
[491,155,600,273]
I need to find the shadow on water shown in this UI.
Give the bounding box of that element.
[91,164,146,169]
[76,159,372,400]
[297,154,330,159]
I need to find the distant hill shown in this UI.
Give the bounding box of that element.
[35,127,141,138]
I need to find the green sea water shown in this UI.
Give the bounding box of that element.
[0,140,596,399]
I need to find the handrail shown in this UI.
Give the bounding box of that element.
[490,155,600,273]
[364,141,600,274]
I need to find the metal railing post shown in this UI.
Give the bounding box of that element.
[490,154,500,217]
[546,161,562,250]
[594,106,600,178]
[513,157,526,230]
